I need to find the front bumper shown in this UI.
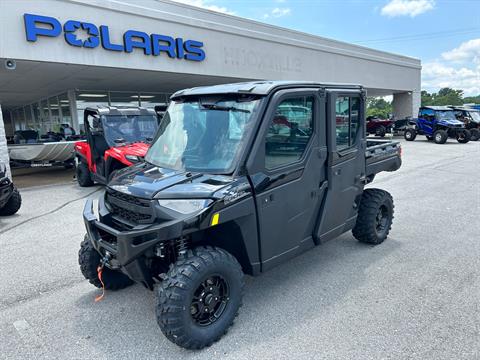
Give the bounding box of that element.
[0,176,14,208]
[83,198,185,285]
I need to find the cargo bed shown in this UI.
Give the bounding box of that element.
[365,139,402,176]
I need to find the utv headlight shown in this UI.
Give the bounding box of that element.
[158,199,212,214]
[125,155,140,163]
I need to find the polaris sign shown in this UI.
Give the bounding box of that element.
[23,13,206,62]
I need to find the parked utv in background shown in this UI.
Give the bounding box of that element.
[75,107,159,187]
[404,106,470,144]
[0,162,21,216]
[366,116,394,137]
[449,106,480,141]
[79,81,402,350]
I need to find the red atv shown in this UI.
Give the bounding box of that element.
[75,107,159,187]
[366,116,394,137]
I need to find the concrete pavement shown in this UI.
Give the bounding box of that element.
[0,138,479,359]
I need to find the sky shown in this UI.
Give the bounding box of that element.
[172,0,480,96]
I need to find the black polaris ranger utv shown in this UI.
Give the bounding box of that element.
[0,161,22,216]
[79,81,402,349]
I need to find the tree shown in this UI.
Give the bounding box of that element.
[366,97,392,118]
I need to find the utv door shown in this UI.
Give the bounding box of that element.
[247,89,327,271]
[314,90,366,242]
[417,108,435,134]
[85,111,108,180]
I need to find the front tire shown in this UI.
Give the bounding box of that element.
[0,187,22,216]
[404,128,416,141]
[434,130,448,144]
[470,128,480,141]
[78,235,133,290]
[156,246,244,350]
[76,162,94,187]
[353,189,394,245]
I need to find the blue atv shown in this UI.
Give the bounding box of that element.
[404,106,471,144]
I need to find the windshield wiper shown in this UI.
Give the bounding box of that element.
[200,103,250,113]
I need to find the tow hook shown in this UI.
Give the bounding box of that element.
[101,252,112,267]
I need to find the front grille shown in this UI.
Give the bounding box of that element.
[106,189,154,225]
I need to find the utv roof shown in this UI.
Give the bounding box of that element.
[171,81,363,98]
[85,106,156,116]
[448,105,480,112]
[421,106,453,111]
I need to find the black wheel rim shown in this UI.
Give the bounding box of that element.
[375,205,389,237]
[190,275,229,326]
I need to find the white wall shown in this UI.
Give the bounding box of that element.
[0,106,11,178]
[0,0,421,94]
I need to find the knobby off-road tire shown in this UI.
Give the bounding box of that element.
[0,187,21,216]
[353,188,394,245]
[404,129,416,141]
[433,130,448,144]
[156,246,244,350]
[78,235,133,290]
[469,128,480,141]
[76,162,94,187]
[375,125,386,137]
[456,129,471,144]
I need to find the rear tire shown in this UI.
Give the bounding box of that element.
[352,189,394,245]
[0,187,22,216]
[76,162,94,187]
[78,235,133,290]
[156,246,244,350]
[470,128,480,141]
[375,125,386,137]
[456,129,471,143]
[404,129,416,141]
[433,130,448,144]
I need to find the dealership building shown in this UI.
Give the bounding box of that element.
[0,0,421,172]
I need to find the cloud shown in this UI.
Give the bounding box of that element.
[422,37,480,96]
[263,7,291,19]
[381,0,435,17]
[422,62,480,96]
[171,0,234,15]
[442,38,480,64]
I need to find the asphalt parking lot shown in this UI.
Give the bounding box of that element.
[1,138,479,360]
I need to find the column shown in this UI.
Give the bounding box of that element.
[392,90,421,119]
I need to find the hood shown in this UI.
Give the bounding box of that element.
[110,142,150,157]
[438,119,464,126]
[108,162,234,199]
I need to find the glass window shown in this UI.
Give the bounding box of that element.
[145,96,260,173]
[25,106,33,129]
[265,96,314,170]
[49,96,61,132]
[335,96,360,150]
[139,93,170,109]
[76,91,109,131]
[419,108,435,119]
[109,91,140,107]
[58,93,71,124]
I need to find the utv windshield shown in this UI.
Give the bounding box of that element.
[469,111,480,122]
[101,115,158,147]
[145,96,261,173]
[435,111,457,121]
